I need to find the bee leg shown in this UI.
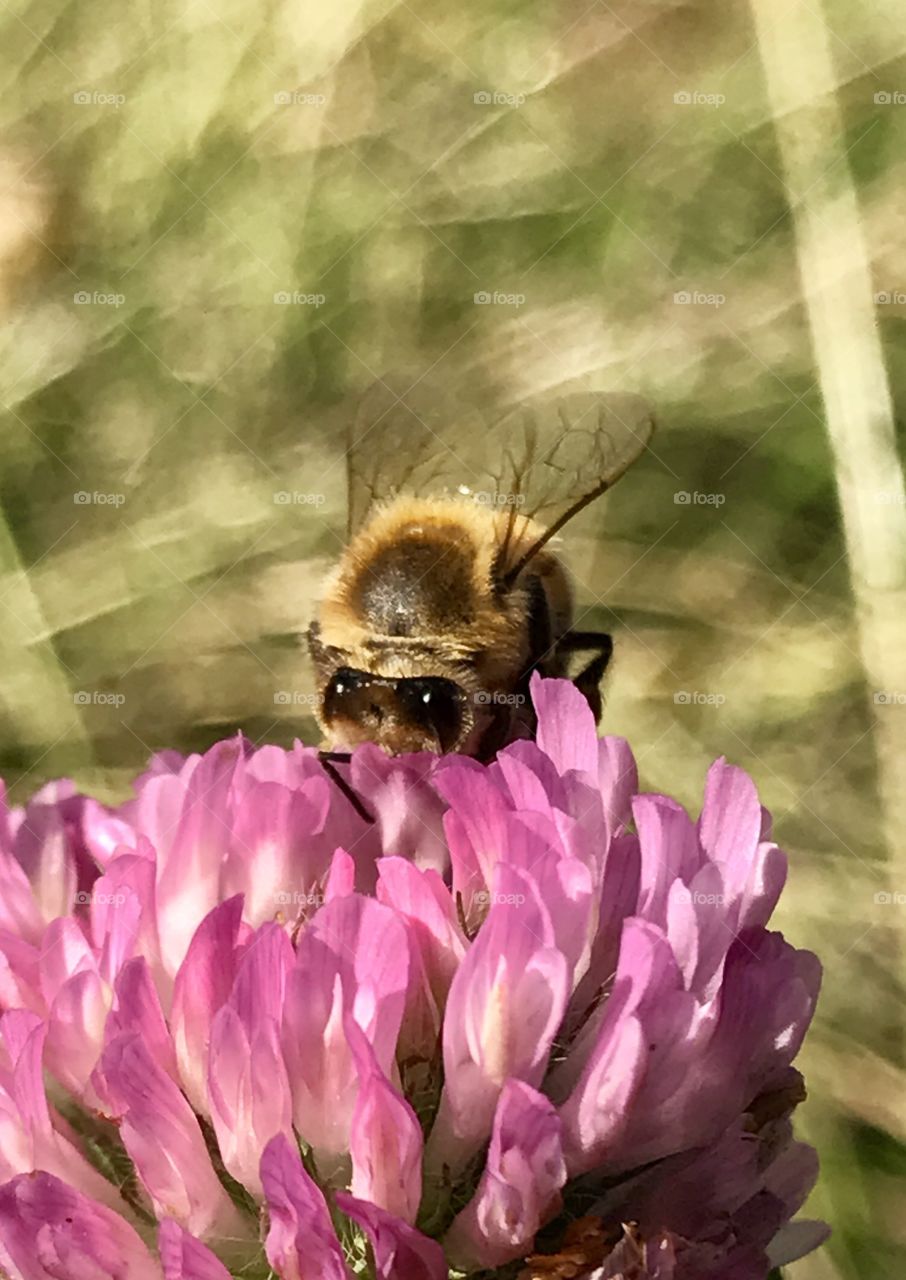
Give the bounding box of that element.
[556,631,614,723]
[317,751,375,824]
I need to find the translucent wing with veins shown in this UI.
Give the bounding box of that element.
[346,373,655,583]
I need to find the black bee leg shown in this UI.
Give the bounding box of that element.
[317,751,375,824]
[556,631,614,723]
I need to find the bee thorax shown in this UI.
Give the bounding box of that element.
[351,532,475,636]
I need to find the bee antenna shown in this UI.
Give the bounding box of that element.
[317,751,375,824]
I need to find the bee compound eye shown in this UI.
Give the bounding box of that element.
[331,667,366,693]
[397,677,466,752]
[324,667,372,719]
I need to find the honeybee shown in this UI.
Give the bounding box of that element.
[307,375,654,762]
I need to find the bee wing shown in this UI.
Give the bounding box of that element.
[478,388,656,586]
[346,376,654,584]
[346,375,482,537]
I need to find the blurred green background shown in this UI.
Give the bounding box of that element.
[1,0,905,1275]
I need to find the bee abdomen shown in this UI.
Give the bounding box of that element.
[352,534,474,636]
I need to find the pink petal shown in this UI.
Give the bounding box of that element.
[596,735,639,835]
[171,897,245,1115]
[324,847,356,901]
[493,742,566,813]
[0,845,44,945]
[45,969,110,1102]
[337,1194,446,1280]
[496,812,594,982]
[213,917,295,1177]
[718,931,822,1104]
[435,764,513,898]
[633,793,701,924]
[1,1009,52,1149]
[557,921,670,1173]
[738,841,788,930]
[429,865,569,1171]
[222,780,331,927]
[441,810,483,929]
[101,1032,244,1241]
[208,1007,292,1197]
[90,851,160,992]
[531,672,598,776]
[281,896,409,1162]
[664,878,700,990]
[376,857,466,1011]
[0,1172,160,1280]
[38,918,96,1007]
[697,758,762,873]
[155,742,243,977]
[229,921,293,1032]
[347,1017,423,1225]
[558,999,647,1176]
[351,746,448,878]
[81,798,138,867]
[107,958,177,1081]
[566,831,641,1039]
[0,1012,129,1211]
[305,895,409,1067]
[446,1079,566,1269]
[128,756,200,865]
[672,862,730,997]
[243,742,317,788]
[11,801,77,927]
[281,959,351,1160]
[159,1220,232,1280]
[0,932,43,1015]
[260,1134,349,1280]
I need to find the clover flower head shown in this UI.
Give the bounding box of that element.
[0,676,826,1279]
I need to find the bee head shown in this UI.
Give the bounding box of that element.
[321,666,472,755]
